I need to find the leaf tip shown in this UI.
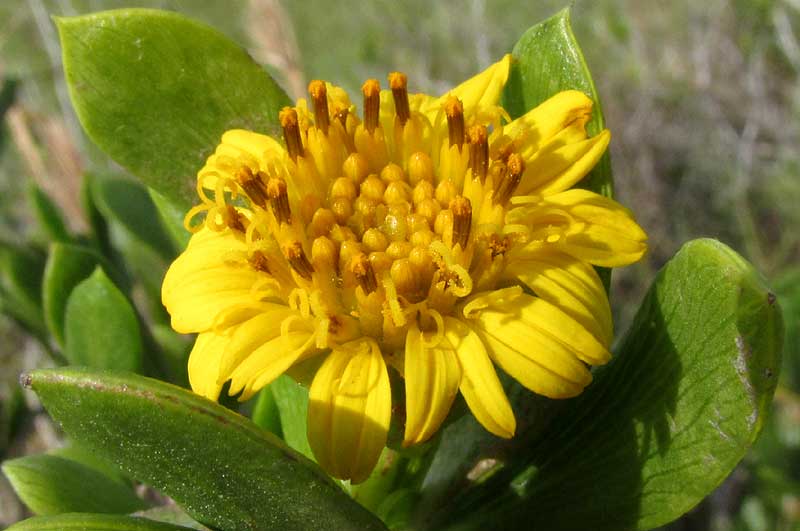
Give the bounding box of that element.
[19,371,33,390]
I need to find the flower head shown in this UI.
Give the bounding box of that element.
[162,55,647,483]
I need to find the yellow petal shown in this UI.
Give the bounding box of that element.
[444,317,515,438]
[516,129,610,197]
[307,339,391,483]
[450,54,511,112]
[188,331,230,401]
[540,189,647,266]
[228,329,316,402]
[500,90,594,156]
[469,291,609,399]
[161,228,266,334]
[503,251,612,346]
[217,304,298,381]
[403,322,462,446]
[420,55,511,118]
[198,129,285,189]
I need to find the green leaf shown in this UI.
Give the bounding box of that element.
[436,239,782,531]
[80,173,113,258]
[49,444,128,485]
[6,514,195,531]
[271,374,315,461]
[149,188,191,251]
[28,186,72,243]
[23,368,388,531]
[0,242,47,339]
[2,454,146,516]
[63,268,143,372]
[42,243,105,345]
[502,7,612,198]
[56,9,292,209]
[252,385,282,437]
[92,178,177,259]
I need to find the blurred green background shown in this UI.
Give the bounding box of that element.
[0,0,797,529]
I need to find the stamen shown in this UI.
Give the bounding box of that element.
[444,96,465,148]
[389,72,410,126]
[223,205,246,232]
[334,106,349,127]
[495,153,525,204]
[468,125,489,182]
[450,196,472,249]
[283,241,314,280]
[248,250,271,273]
[308,80,330,134]
[350,253,378,294]
[236,167,268,208]
[488,234,510,258]
[279,107,304,160]
[266,177,291,224]
[362,79,381,134]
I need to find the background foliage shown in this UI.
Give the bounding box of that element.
[0,1,797,529]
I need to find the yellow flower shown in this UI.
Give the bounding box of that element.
[161,55,647,483]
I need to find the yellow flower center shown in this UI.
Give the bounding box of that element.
[187,72,530,356]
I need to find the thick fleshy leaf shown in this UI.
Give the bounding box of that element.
[149,189,191,251]
[63,268,143,372]
[502,8,612,198]
[56,9,291,209]
[2,454,146,515]
[22,368,386,531]
[271,374,315,461]
[0,242,47,339]
[6,514,195,531]
[431,239,782,531]
[28,185,72,243]
[92,178,177,259]
[42,243,106,345]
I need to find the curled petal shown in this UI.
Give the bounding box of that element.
[199,129,285,189]
[503,251,612,346]
[445,317,515,438]
[467,291,610,399]
[307,339,391,484]
[403,322,462,446]
[161,228,267,334]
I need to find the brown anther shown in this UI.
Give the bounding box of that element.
[308,80,330,134]
[248,250,271,273]
[266,177,291,224]
[444,96,465,148]
[350,253,378,294]
[388,72,410,126]
[279,107,304,160]
[224,205,246,232]
[334,106,349,127]
[283,241,315,280]
[468,125,489,182]
[496,153,525,204]
[450,196,472,249]
[236,167,268,208]
[362,79,381,134]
